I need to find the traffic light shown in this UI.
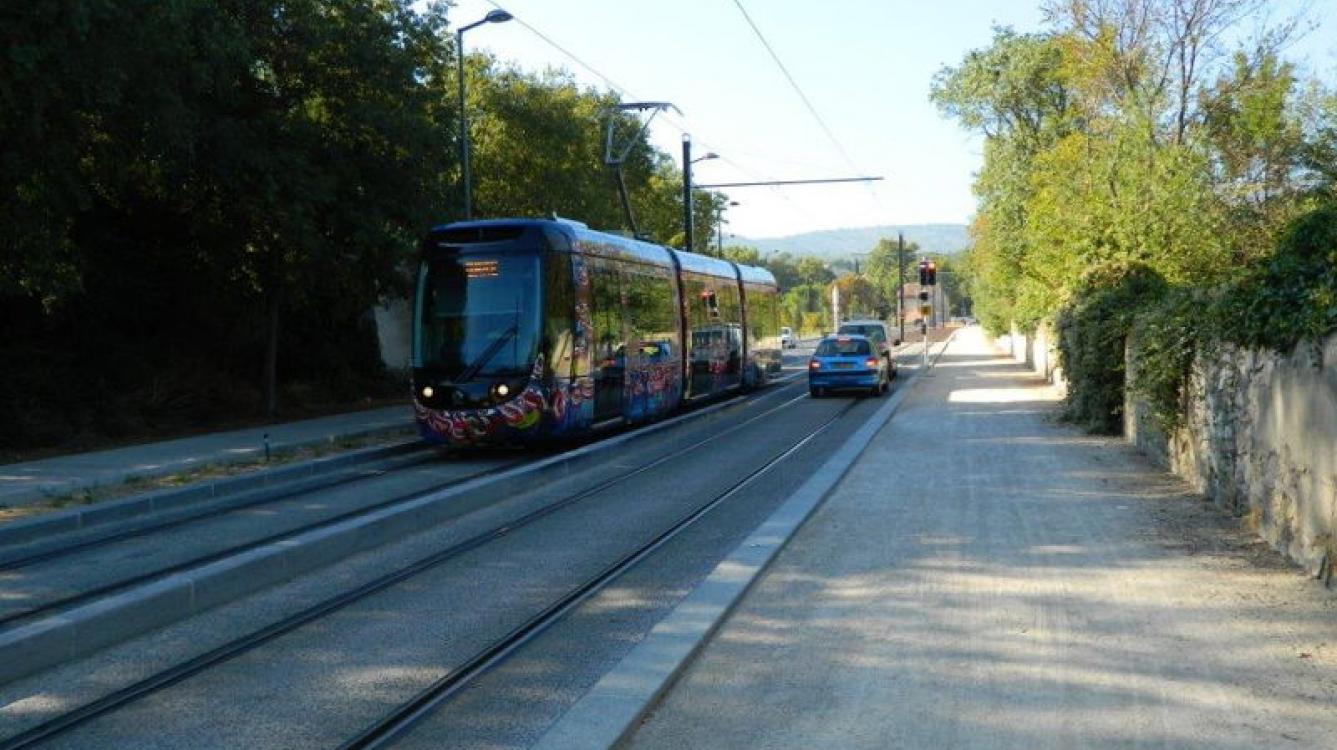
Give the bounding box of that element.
[917,259,939,286]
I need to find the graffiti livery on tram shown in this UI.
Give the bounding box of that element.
[411,218,781,446]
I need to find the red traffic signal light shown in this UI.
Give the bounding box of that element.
[918,259,939,286]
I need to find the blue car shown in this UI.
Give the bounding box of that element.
[808,334,890,398]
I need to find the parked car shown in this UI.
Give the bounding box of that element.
[808,334,889,397]
[836,319,899,379]
[779,326,796,349]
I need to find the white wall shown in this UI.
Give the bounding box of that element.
[994,322,1066,392]
[374,299,412,371]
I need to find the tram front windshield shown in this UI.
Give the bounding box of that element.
[414,251,541,380]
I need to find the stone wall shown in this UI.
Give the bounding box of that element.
[1125,332,1337,576]
[993,322,1066,392]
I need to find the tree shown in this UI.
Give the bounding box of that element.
[829,274,886,320]
[1,0,456,446]
[721,245,762,265]
[864,237,921,315]
[796,256,835,286]
[763,252,802,290]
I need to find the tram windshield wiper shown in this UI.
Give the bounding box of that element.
[454,324,518,383]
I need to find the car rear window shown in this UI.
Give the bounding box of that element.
[816,339,870,356]
[838,324,885,342]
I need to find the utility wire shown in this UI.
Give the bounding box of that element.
[472,0,823,228]
[729,0,861,176]
[728,0,889,213]
[481,0,635,97]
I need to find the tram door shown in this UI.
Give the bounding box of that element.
[589,258,625,422]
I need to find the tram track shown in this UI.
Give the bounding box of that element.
[341,398,860,749]
[0,456,525,629]
[0,372,809,632]
[0,445,440,572]
[0,373,819,748]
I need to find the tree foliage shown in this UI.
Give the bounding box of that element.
[0,1,725,453]
[935,3,1335,434]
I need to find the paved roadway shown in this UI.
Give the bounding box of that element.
[1,342,920,747]
[628,327,1337,749]
[0,407,412,507]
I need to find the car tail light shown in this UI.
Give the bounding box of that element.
[864,358,879,368]
[809,360,821,370]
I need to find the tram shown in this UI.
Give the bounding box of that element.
[411,218,782,446]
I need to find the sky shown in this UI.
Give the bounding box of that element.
[445,0,1337,240]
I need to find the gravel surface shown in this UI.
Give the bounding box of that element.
[629,327,1337,750]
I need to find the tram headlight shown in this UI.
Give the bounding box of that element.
[421,386,434,399]
[494,383,510,398]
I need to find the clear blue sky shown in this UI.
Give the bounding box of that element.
[447,0,1336,239]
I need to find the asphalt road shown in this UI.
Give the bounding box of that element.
[1,343,924,748]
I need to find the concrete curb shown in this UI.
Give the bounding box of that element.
[0,385,774,687]
[0,418,417,510]
[0,440,426,552]
[533,334,958,750]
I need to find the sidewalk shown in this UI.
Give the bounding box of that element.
[0,405,414,508]
[627,327,1337,749]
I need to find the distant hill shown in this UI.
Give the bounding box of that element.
[736,224,969,260]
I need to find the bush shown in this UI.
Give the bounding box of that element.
[1055,262,1168,434]
[1217,203,1337,354]
[1124,201,1337,433]
[1128,288,1213,432]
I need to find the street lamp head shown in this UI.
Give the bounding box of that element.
[484,9,513,23]
[691,151,719,164]
[729,200,740,207]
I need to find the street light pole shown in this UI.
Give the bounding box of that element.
[714,200,739,255]
[456,9,512,220]
[682,135,692,252]
[682,138,719,253]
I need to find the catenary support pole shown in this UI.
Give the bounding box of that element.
[682,135,693,253]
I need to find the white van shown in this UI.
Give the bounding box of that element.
[779,326,796,348]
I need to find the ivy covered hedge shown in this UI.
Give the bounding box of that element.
[1128,202,1337,430]
[1054,263,1167,434]
[1056,202,1337,435]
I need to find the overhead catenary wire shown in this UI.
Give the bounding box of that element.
[480,0,636,97]
[727,0,890,214]
[471,0,825,230]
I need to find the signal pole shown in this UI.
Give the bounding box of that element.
[897,232,906,343]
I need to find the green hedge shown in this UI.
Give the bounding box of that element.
[1125,203,1337,431]
[1055,263,1168,434]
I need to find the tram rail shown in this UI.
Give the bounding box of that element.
[0,372,816,748]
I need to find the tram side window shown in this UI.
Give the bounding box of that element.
[682,275,714,335]
[588,259,624,368]
[623,264,675,363]
[745,283,778,347]
[719,281,741,324]
[543,253,574,373]
[716,279,743,354]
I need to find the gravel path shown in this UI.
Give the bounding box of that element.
[629,326,1337,750]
